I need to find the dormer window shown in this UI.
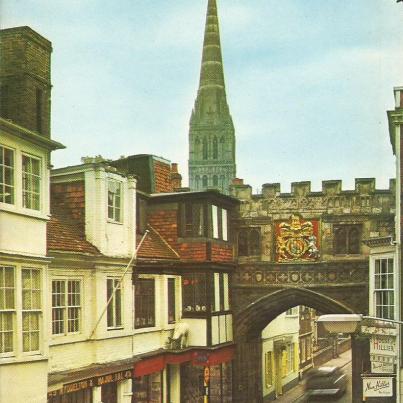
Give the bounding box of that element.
[107,179,122,222]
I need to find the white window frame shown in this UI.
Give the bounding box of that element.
[107,278,123,329]
[212,205,219,239]
[0,265,15,356]
[0,145,15,205]
[22,154,41,211]
[21,268,41,353]
[51,279,81,336]
[107,179,122,223]
[373,257,395,320]
[222,209,228,241]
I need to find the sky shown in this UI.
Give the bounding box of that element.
[2,0,403,193]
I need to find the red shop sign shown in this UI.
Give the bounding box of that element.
[134,355,165,378]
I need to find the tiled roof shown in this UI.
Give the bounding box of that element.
[137,226,179,260]
[47,207,100,255]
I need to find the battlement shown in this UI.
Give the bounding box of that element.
[231,178,395,200]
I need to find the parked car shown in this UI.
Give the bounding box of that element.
[304,366,347,399]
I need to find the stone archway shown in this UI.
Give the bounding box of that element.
[232,288,355,403]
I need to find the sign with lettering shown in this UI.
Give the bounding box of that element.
[370,335,397,357]
[363,377,393,397]
[47,369,132,398]
[371,361,395,374]
[370,354,397,364]
[361,325,397,336]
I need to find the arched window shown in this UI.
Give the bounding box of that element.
[213,136,218,159]
[249,229,261,255]
[202,138,208,160]
[213,175,218,187]
[202,175,208,188]
[238,230,248,256]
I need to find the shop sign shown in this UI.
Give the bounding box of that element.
[370,335,396,357]
[47,369,133,397]
[370,354,397,364]
[361,325,397,336]
[371,361,395,374]
[95,369,132,386]
[363,377,393,397]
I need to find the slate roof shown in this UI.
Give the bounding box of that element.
[137,225,179,261]
[47,207,101,255]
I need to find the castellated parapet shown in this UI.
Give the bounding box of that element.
[230,177,395,263]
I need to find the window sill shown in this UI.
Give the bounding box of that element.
[107,326,124,331]
[0,203,49,220]
[107,219,123,225]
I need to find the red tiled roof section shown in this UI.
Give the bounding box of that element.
[47,206,100,255]
[137,226,179,260]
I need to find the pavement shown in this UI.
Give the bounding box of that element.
[274,349,352,403]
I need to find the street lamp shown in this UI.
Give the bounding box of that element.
[317,314,403,334]
[317,314,363,334]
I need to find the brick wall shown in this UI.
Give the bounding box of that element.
[211,242,233,262]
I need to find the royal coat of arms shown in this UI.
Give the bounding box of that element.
[275,215,320,262]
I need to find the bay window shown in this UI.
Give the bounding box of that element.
[182,272,208,314]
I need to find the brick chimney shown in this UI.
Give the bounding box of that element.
[170,163,182,190]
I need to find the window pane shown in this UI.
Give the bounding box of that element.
[212,205,219,239]
[0,147,15,204]
[135,279,155,328]
[22,155,41,210]
[222,209,228,241]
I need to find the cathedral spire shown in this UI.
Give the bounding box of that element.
[188,0,236,195]
[198,0,226,91]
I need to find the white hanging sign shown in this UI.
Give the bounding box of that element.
[363,377,393,397]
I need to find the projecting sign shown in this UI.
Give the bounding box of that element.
[363,377,393,397]
[370,335,396,357]
[370,354,397,364]
[371,361,395,374]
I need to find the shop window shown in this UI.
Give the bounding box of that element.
[108,179,122,222]
[182,273,208,313]
[334,224,361,254]
[238,228,261,256]
[22,154,41,210]
[107,278,122,329]
[101,382,117,403]
[132,372,162,402]
[265,351,273,387]
[0,265,14,354]
[22,268,41,352]
[47,389,92,403]
[167,278,176,324]
[374,258,394,320]
[52,279,81,335]
[135,278,155,328]
[0,145,14,204]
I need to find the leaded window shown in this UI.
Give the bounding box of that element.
[0,146,14,204]
[22,155,41,210]
[108,179,122,222]
[374,258,394,320]
[22,268,41,352]
[52,279,81,335]
[0,266,14,354]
